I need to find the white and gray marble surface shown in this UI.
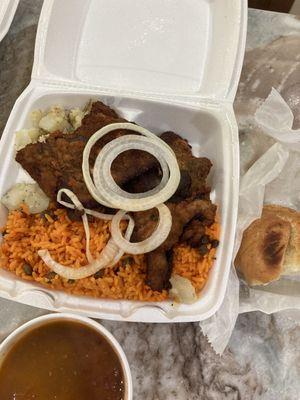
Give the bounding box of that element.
[0,2,300,399]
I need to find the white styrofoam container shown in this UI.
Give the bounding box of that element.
[0,0,19,42]
[0,0,247,322]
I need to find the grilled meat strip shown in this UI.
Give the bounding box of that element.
[127,131,216,290]
[161,131,212,200]
[132,199,216,291]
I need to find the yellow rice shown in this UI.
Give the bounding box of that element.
[0,207,219,301]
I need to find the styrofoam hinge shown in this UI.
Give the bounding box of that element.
[30,77,232,110]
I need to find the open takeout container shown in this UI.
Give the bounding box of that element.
[0,0,19,42]
[0,0,247,322]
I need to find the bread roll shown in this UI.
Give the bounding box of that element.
[235,205,300,286]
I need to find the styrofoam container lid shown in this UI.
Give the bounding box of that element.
[33,0,246,103]
[0,0,247,322]
[0,0,19,42]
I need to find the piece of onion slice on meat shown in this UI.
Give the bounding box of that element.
[57,188,116,220]
[82,122,181,211]
[110,204,172,255]
[38,188,134,279]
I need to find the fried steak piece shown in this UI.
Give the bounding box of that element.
[132,199,216,291]
[160,132,212,200]
[180,219,206,248]
[126,130,216,290]
[16,101,158,207]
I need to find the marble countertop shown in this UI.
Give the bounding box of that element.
[1,2,300,399]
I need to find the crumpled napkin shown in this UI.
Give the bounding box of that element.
[200,88,300,354]
[255,88,300,145]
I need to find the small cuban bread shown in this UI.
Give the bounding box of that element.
[235,205,300,286]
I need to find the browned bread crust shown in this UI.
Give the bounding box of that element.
[235,205,300,286]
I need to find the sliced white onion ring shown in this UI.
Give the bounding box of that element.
[57,188,94,262]
[93,135,180,211]
[57,189,113,263]
[38,240,118,280]
[106,216,134,267]
[57,188,133,262]
[38,217,134,280]
[94,135,169,200]
[82,213,93,263]
[57,188,115,220]
[57,189,84,211]
[82,122,180,211]
[38,215,134,280]
[111,204,172,254]
[38,189,135,280]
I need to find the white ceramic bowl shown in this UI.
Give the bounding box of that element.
[0,313,132,400]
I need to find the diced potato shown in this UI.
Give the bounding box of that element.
[38,106,71,133]
[69,108,85,129]
[30,109,43,128]
[1,183,50,214]
[15,128,41,151]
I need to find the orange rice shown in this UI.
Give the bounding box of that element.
[0,208,219,301]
